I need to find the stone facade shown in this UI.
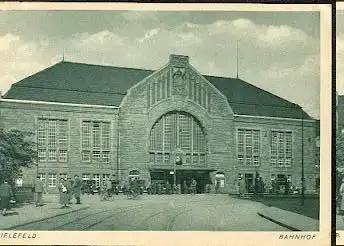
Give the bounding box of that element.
[0,55,319,194]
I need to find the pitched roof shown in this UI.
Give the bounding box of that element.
[4,61,311,119]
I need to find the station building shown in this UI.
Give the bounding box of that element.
[0,54,319,194]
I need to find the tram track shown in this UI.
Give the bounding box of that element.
[12,203,147,231]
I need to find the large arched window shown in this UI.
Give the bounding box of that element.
[149,111,206,167]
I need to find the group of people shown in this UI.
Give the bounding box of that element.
[57,175,82,208]
[31,174,83,209]
[146,178,198,195]
[236,174,297,198]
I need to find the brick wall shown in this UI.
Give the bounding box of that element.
[0,100,118,193]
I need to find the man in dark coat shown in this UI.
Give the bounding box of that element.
[0,180,13,216]
[33,176,44,207]
[73,175,82,204]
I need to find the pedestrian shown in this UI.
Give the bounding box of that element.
[183,180,188,194]
[105,178,112,198]
[191,178,197,195]
[157,182,162,195]
[284,177,290,195]
[215,181,220,194]
[238,175,246,198]
[73,175,82,204]
[0,180,13,216]
[33,176,44,207]
[58,178,69,208]
[66,177,73,205]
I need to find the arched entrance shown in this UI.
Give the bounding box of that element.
[214,172,225,193]
[148,111,212,193]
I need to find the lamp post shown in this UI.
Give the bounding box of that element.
[174,160,176,188]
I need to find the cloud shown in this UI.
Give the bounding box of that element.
[138,28,160,43]
[0,34,20,52]
[0,16,319,119]
[73,30,124,49]
[258,54,320,118]
[0,33,48,94]
[206,19,315,51]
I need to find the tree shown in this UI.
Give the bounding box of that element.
[0,129,36,185]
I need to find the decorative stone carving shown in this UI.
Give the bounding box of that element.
[172,66,188,98]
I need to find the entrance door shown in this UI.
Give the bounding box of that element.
[245,173,254,193]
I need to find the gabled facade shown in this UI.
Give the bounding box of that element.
[0,54,319,194]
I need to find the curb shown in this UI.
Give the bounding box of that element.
[4,205,90,230]
[257,212,301,231]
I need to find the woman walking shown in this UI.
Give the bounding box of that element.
[58,178,69,208]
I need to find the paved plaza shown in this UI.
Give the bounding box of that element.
[0,194,318,231]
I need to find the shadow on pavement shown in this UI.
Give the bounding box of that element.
[250,195,319,220]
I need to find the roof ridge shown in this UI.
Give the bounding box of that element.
[60,60,155,72]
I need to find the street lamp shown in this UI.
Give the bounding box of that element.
[173,149,183,190]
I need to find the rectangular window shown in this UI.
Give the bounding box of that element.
[58,120,68,147]
[37,119,46,147]
[82,173,91,181]
[82,121,91,149]
[92,123,101,149]
[102,151,110,164]
[237,129,260,166]
[164,115,172,152]
[93,174,101,188]
[101,123,110,150]
[271,131,292,167]
[92,151,101,163]
[82,150,91,162]
[48,120,57,148]
[102,174,110,187]
[163,153,170,165]
[38,119,68,163]
[48,149,57,161]
[39,173,46,183]
[82,121,111,164]
[48,173,57,187]
[58,150,67,162]
[38,149,46,162]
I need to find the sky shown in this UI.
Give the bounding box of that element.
[0,10,320,118]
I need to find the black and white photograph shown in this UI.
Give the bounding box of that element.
[0,3,331,246]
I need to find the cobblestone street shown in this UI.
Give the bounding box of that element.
[4,194,289,231]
